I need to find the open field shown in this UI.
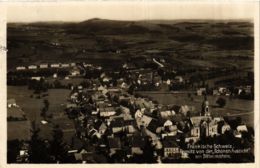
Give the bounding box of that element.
[8,86,71,122]
[8,86,72,141]
[46,77,86,86]
[8,121,31,141]
[137,92,254,127]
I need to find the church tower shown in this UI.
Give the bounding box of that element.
[201,96,210,116]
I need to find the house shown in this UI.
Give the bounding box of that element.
[70,62,76,67]
[83,63,93,68]
[53,73,58,78]
[61,63,70,68]
[108,137,121,156]
[162,124,178,138]
[39,64,48,69]
[31,77,42,81]
[28,65,37,70]
[218,87,228,95]
[110,117,125,133]
[221,123,231,134]
[179,105,191,116]
[88,128,101,139]
[78,85,83,90]
[139,114,152,127]
[166,79,171,85]
[129,135,146,155]
[98,122,107,135]
[206,120,219,137]
[160,110,176,119]
[162,136,181,159]
[50,63,60,68]
[7,98,17,108]
[15,142,30,163]
[189,116,210,138]
[213,89,220,96]
[174,76,184,83]
[71,68,81,76]
[163,120,173,127]
[16,66,26,71]
[197,88,206,96]
[99,107,116,117]
[74,149,94,163]
[237,125,248,133]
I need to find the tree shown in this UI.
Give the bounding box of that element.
[43,99,49,110]
[216,97,226,108]
[29,121,51,163]
[50,125,69,163]
[40,107,47,119]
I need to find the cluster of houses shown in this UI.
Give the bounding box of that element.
[63,77,250,163]
[16,62,77,71]
[197,85,253,97]
[8,60,253,163]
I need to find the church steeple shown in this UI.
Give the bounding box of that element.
[201,96,210,116]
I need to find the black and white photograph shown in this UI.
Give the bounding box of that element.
[1,1,259,166]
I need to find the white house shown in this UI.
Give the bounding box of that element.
[31,77,42,81]
[7,99,17,108]
[16,66,26,71]
[28,65,37,70]
[160,110,176,119]
[197,88,206,96]
[175,76,183,83]
[53,73,58,78]
[61,63,70,68]
[99,107,116,117]
[237,125,248,133]
[50,63,60,68]
[71,69,80,76]
[221,123,231,134]
[39,64,48,69]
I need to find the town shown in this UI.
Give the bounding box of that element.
[7,55,254,163]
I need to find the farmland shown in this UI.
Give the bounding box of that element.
[8,86,70,122]
[7,86,72,141]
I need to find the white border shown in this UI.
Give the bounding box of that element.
[0,1,259,168]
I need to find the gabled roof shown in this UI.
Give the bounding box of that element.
[237,125,248,132]
[190,116,210,127]
[147,118,159,133]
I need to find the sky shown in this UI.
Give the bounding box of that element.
[6,1,257,23]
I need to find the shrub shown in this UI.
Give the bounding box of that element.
[216,97,226,108]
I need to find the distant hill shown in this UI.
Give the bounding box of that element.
[7,19,254,70]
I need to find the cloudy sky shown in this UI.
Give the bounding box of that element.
[7,1,257,22]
